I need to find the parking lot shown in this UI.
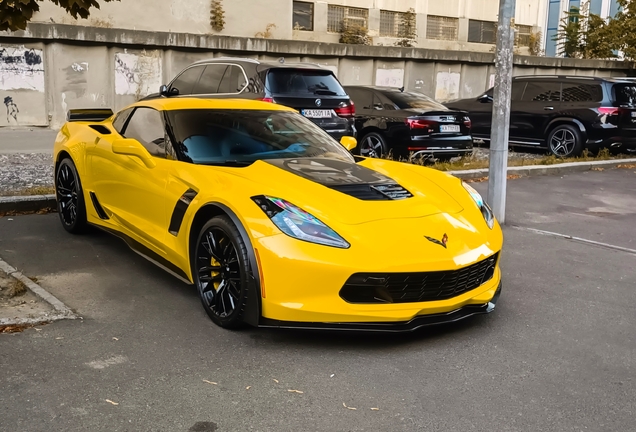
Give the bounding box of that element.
[1,168,635,431]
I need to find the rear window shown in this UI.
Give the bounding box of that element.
[613,84,636,106]
[266,69,347,96]
[383,91,447,111]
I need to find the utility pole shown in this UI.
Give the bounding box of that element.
[487,0,516,225]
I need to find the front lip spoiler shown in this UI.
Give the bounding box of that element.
[259,282,501,333]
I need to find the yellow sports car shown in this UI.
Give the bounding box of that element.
[53,98,503,331]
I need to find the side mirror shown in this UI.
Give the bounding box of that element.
[478,94,493,103]
[112,138,156,169]
[340,136,357,152]
[159,85,179,97]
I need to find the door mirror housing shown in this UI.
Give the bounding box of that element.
[159,85,179,97]
[112,138,156,169]
[478,94,493,103]
[340,136,357,152]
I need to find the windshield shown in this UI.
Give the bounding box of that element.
[165,109,355,166]
[266,69,347,96]
[383,91,448,111]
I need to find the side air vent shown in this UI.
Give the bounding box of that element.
[89,125,112,135]
[330,183,413,201]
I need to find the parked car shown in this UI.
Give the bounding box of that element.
[343,86,473,160]
[445,75,636,157]
[144,58,355,141]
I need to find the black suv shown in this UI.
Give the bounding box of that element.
[445,76,636,157]
[146,58,355,140]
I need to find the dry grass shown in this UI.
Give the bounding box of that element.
[0,186,55,197]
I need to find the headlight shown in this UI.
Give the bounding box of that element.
[251,195,350,249]
[462,182,495,229]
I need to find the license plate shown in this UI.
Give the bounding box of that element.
[302,109,332,118]
[440,125,460,133]
[631,111,636,117]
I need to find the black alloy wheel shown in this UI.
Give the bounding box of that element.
[358,132,387,158]
[193,216,250,329]
[548,124,583,158]
[56,158,87,234]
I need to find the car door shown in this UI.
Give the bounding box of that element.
[90,107,171,253]
[510,80,562,145]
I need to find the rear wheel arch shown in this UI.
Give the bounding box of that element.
[545,118,587,139]
[188,203,262,327]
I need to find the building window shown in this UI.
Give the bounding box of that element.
[468,20,497,44]
[426,15,459,41]
[515,24,532,47]
[380,10,406,37]
[328,5,369,33]
[293,1,314,31]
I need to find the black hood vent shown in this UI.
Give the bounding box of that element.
[330,183,413,201]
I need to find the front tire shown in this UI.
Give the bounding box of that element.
[548,124,583,158]
[192,216,250,329]
[358,132,387,158]
[55,158,88,234]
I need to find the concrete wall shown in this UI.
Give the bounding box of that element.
[30,0,548,53]
[1,23,633,129]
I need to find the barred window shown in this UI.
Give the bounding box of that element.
[516,24,532,47]
[328,5,369,33]
[293,1,314,31]
[468,20,497,44]
[380,10,406,37]
[426,15,459,41]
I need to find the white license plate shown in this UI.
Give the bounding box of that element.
[631,111,636,117]
[440,125,461,133]
[302,109,332,118]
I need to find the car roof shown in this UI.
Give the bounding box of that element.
[130,97,296,112]
[188,57,329,71]
[344,85,410,92]
[512,75,636,83]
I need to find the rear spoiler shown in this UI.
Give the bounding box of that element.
[67,108,114,122]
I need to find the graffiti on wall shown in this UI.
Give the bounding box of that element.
[115,52,162,99]
[0,46,45,92]
[435,71,461,102]
[375,69,404,88]
[4,96,19,124]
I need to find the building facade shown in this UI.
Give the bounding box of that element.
[32,0,548,54]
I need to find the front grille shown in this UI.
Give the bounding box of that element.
[330,183,413,201]
[340,253,499,304]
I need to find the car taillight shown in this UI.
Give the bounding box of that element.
[406,118,435,133]
[335,102,355,117]
[260,97,274,103]
[464,117,472,129]
[598,107,619,116]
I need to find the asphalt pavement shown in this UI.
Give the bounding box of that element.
[0,128,57,154]
[1,169,635,431]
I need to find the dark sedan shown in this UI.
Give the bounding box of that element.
[344,86,473,160]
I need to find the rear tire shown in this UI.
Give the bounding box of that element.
[192,216,250,329]
[547,124,583,158]
[55,158,88,234]
[358,132,387,158]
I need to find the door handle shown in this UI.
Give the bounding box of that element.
[544,106,554,111]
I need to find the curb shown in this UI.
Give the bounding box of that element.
[0,256,78,327]
[0,194,56,213]
[447,157,636,180]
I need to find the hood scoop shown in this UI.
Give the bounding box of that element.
[330,183,413,201]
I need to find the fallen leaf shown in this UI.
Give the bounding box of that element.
[112,337,119,341]
[617,164,636,169]
[507,174,522,180]
[105,399,119,406]
[34,328,42,331]
[343,402,357,410]
[202,380,218,385]
[370,408,380,411]
[591,167,605,171]
[272,379,279,383]
[246,386,251,390]
[330,374,335,378]
[288,389,304,394]
[55,337,63,340]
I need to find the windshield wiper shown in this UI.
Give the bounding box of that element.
[201,160,254,167]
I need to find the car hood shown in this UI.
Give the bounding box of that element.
[220,157,465,226]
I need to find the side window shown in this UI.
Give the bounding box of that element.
[122,107,166,157]
[193,64,229,94]
[218,65,248,94]
[561,83,603,102]
[522,81,562,102]
[346,88,374,109]
[511,81,527,101]
[112,108,133,134]
[170,66,204,96]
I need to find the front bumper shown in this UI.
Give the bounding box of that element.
[259,282,502,332]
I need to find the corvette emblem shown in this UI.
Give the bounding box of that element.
[315,98,322,107]
[425,233,448,249]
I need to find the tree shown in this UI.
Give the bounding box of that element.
[339,19,370,45]
[0,0,120,32]
[554,3,616,60]
[609,0,636,60]
[395,8,417,47]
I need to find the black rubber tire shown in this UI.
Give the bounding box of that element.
[547,124,584,158]
[358,131,388,158]
[192,216,250,329]
[55,158,88,234]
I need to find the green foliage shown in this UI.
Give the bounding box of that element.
[554,4,617,60]
[1,0,119,32]
[210,0,225,32]
[610,0,636,60]
[395,8,417,48]
[339,19,370,45]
